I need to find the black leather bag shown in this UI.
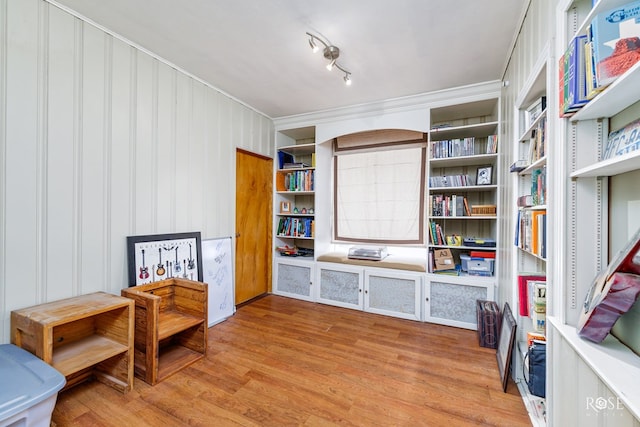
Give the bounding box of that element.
[523,341,546,397]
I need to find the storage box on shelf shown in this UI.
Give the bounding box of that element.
[428,98,500,279]
[10,292,134,393]
[121,278,207,385]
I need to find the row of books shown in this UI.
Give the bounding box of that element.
[531,167,546,206]
[515,209,547,259]
[517,274,547,333]
[429,194,471,217]
[528,115,547,163]
[431,137,476,158]
[430,136,498,159]
[559,1,640,117]
[429,174,475,187]
[276,217,314,238]
[282,170,314,192]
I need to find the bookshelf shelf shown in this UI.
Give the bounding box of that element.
[518,108,548,142]
[429,153,497,168]
[429,184,497,192]
[278,142,315,156]
[570,61,640,121]
[429,216,497,220]
[548,316,640,421]
[571,148,640,178]
[520,157,547,175]
[428,244,496,251]
[430,121,499,140]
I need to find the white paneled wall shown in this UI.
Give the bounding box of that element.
[0,0,274,342]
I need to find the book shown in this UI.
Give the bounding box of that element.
[517,274,546,317]
[563,35,589,113]
[518,273,547,317]
[590,1,640,88]
[603,117,640,160]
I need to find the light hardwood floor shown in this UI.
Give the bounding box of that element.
[52,295,531,426]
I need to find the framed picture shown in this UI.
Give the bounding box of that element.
[280,201,291,214]
[496,302,517,392]
[476,165,493,185]
[126,232,203,286]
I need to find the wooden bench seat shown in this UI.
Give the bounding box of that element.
[317,252,426,272]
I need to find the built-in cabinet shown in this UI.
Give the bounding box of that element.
[273,86,503,331]
[316,263,422,321]
[547,0,640,424]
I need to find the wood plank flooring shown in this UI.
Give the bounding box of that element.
[52,295,531,426]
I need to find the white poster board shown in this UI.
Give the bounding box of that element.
[201,237,235,326]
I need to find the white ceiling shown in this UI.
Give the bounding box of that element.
[51,0,530,119]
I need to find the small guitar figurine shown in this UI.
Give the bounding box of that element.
[139,249,149,280]
[187,243,196,270]
[577,228,640,342]
[156,248,166,277]
[174,247,182,274]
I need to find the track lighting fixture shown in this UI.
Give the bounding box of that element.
[306,32,352,85]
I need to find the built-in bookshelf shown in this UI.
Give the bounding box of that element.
[427,98,500,278]
[274,128,316,255]
[511,45,550,427]
[547,0,640,424]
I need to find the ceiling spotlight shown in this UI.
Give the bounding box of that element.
[305,32,352,85]
[308,36,319,53]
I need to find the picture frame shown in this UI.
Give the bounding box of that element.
[280,201,291,214]
[496,302,517,392]
[126,231,203,286]
[476,165,493,185]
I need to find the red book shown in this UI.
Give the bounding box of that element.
[517,274,546,317]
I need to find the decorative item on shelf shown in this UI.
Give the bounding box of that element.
[306,32,352,85]
[476,166,493,185]
[280,201,291,214]
[300,208,307,214]
[577,226,640,343]
[308,208,314,214]
[445,235,462,246]
[589,1,640,89]
[293,207,299,214]
[510,159,528,172]
[470,205,497,216]
[603,117,640,160]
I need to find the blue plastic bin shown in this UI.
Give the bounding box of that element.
[0,344,66,427]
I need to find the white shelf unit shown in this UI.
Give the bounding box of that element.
[273,126,316,264]
[427,98,500,281]
[511,43,551,427]
[548,0,640,424]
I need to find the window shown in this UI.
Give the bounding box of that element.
[333,131,426,244]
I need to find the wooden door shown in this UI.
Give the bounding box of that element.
[235,149,273,304]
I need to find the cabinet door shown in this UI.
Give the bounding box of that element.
[273,259,315,302]
[424,277,494,329]
[364,269,422,321]
[316,263,363,310]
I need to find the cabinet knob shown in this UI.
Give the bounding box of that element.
[426,297,429,302]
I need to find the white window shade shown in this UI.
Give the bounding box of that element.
[335,146,425,244]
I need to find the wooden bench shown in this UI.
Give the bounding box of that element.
[316,252,427,272]
[121,278,207,385]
